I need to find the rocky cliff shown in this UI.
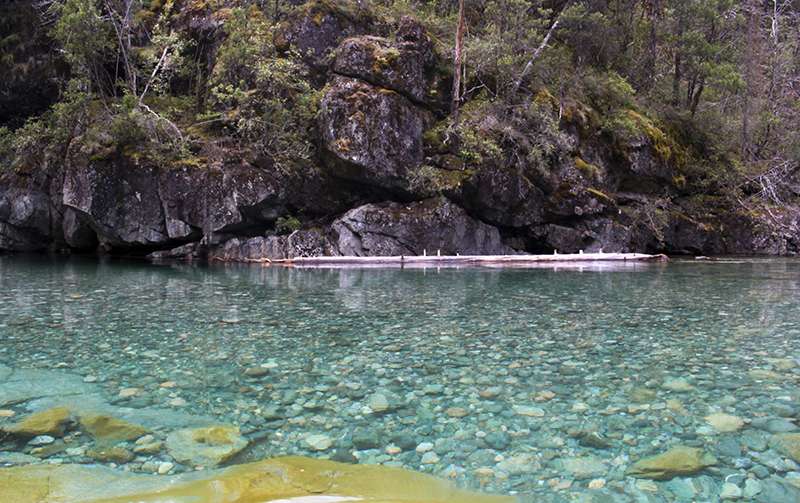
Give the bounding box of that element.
[1,1,798,260]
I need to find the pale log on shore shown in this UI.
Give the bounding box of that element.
[272,253,668,268]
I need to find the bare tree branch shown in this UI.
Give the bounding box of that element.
[512,2,572,96]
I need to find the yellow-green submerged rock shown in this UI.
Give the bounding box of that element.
[626,446,717,480]
[0,456,513,503]
[79,414,148,443]
[1,407,71,437]
[166,425,248,467]
[771,433,800,463]
[704,412,745,433]
[86,446,134,464]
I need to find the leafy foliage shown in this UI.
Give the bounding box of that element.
[208,6,320,169]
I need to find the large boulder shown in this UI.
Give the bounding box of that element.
[319,76,433,194]
[459,167,547,228]
[275,0,376,73]
[332,16,447,107]
[60,146,345,252]
[2,407,72,438]
[331,197,514,256]
[156,164,288,240]
[62,159,172,248]
[209,230,338,262]
[0,185,53,251]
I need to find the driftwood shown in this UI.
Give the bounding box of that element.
[271,252,668,268]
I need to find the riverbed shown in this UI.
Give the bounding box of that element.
[1,256,799,502]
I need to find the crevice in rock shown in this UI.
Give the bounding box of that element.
[331,69,437,113]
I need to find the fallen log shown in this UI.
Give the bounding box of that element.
[271,252,669,268]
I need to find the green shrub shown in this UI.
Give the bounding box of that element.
[603,109,687,167]
[582,71,636,113]
[276,215,302,235]
[208,7,320,170]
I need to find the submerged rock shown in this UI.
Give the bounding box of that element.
[770,433,800,463]
[558,456,608,480]
[755,477,800,503]
[0,456,512,503]
[513,405,546,417]
[86,446,134,464]
[166,425,248,467]
[626,446,718,480]
[27,435,54,446]
[0,452,38,466]
[0,368,92,408]
[352,428,382,450]
[2,407,71,438]
[305,433,333,452]
[78,414,148,443]
[662,377,694,392]
[705,413,745,433]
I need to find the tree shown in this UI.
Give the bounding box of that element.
[451,0,466,118]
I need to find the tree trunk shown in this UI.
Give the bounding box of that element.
[512,1,572,97]
[672,7,683,107]
[690,78,704,117]
[451,0,466,121]
[644,0,660,92]
[741,0,761,161]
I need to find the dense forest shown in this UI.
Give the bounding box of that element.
[0,0,798,258]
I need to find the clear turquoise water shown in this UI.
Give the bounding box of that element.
[1,256,799,501]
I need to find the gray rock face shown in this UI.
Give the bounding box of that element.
[331,197,513,256]
[0,183,54,251]
[209,230,338,262]
[61,160,265,248]
[319,76,433,194]
[59,153,331,252]
[156,165,287,238]
[459,167,547,228]
[62,207,96,249]
[617,138,677,192]
[276,0,375,72]
[63,160,170,247]
[332,17,445,107]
